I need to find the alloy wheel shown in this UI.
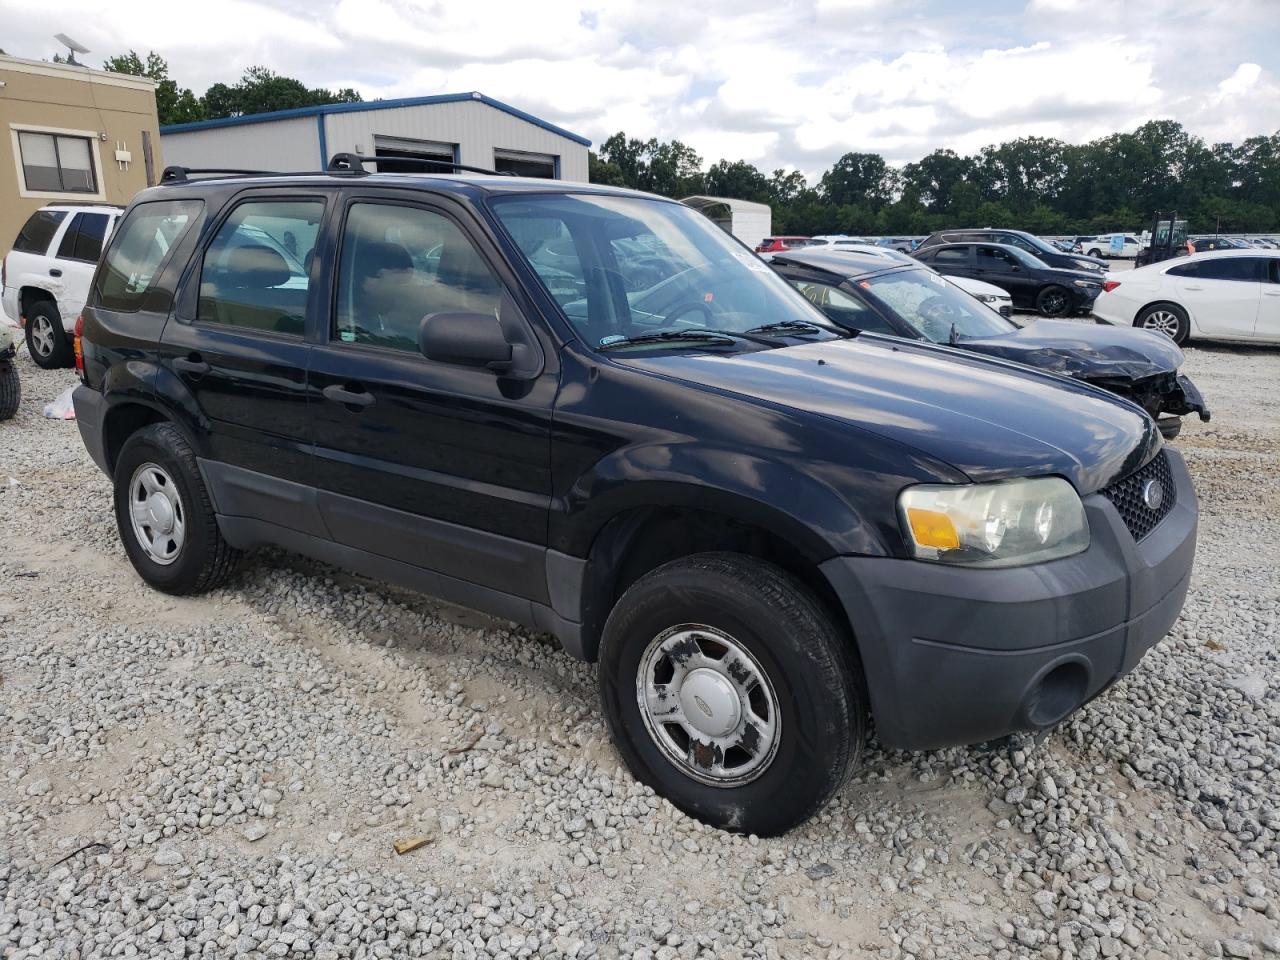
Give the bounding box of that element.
[128,462,187,565]
[30,315,55,358]
[1141,310,1181,339]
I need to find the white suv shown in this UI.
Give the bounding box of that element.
[2,204,123,368]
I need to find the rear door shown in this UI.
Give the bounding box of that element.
[1165,257,1262,338]
[306,191,558,603]
[162,192,326,504]
[923,244,972,279]
[54,210,112,322]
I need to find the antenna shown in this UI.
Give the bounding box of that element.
[54,33,90,65]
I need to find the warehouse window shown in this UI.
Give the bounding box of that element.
[16,130,98,193]
[372,135,457,174]
[494,148,557,179]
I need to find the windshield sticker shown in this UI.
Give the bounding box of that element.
[599,334,627,347]
[732,252,770,273]
[928,272,947,285]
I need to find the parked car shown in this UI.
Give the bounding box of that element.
[800,243,1015,316]
[2,204,124,368]
[1092,249,1280,345]
[0,323,19,421]
[917,228,1106,273]
[914,241,1104,316]
[771,249,1208,437]
[809,234,874,246]
[75,164,1197,835]
[754,236,819,255]
[1082,233,1143,259]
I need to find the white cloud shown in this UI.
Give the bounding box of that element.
[2,0,1277,179]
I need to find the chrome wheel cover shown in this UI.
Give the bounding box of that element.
[128,462,186,565]
[636,624,781,786]
[1140,310,1181,338]
[30,315,55,357]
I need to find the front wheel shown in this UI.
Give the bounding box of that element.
[598,553,865,835]
[1135,302,1189,345]
[1087,248,1105,260]
[1036,285,1071,317]
[25,298,73,369]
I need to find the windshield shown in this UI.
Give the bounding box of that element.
[857,268,1014,341]
[491,194,842,349]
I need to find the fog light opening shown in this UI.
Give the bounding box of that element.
[1026,662,1089,728]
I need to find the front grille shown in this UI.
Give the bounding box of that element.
[1100,450,1176,541]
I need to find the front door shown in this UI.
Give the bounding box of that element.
[161,194,326,493]
[306,194,558,603]
[974,244,1036,305]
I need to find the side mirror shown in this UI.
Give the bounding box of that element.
[419,312,513,371]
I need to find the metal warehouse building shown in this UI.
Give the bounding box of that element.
[159,91,590,180]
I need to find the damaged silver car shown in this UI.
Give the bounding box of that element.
[771,249,1209,439]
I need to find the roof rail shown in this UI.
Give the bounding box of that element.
[326,152,513,177]
[160,165,280,184]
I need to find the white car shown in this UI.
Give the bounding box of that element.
[1080,233,1143,260]
[816,242,1014,316]
[2,204,123,368]
[1092,249,1280,345]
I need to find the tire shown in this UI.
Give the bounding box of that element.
[24,298,73,369]
[598,552,865,835]
[1087,248,1104,260]
[113,422,240,594]
[1036,285,1071,318]
[1135,302,1189,345]
[0,359,19,420]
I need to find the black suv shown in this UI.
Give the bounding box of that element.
[914,241,1105,317]
[918,228,1106,273]
[74,162,1198,835]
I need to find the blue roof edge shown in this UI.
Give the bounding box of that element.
[159,91,591,146]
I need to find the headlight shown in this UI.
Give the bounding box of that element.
[898,477,1089,567]
[1073,279,1099,288]
[974,293,1000,303]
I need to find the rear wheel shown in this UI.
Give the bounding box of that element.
[1036,285,1071,317]
[1087,248,1104,260]
[0,359,19,420]
[1135,302,1189,345]
[598,553,865,835]
[114,422,240,594]
[25,298,72,369]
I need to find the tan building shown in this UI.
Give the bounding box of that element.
[0,55,159,257]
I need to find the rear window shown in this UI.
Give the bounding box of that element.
[12,209,67,253]
[95,200,203,312]
[56,212,111,263]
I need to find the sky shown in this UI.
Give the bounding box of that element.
[4,0,1278,178]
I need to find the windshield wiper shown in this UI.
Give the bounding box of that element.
[598,329,741,351]
[744,320,845,338]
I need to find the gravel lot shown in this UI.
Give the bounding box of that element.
[1,338,1277,960]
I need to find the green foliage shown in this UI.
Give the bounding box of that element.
[590,123,1280,235]
[102,51,362,126]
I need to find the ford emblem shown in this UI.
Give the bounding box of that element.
[1141,479,1164,511]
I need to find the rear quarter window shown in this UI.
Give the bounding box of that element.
[95,200,204,312]
[12,209,67,253]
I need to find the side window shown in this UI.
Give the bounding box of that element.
[335,202,503,353]
[197,199,322,336]
[1006,235,1036,253]
[977,245,1016,268]
[792,281,895,334]
[95,200,203,312]
[933,247,969,264]
[1195,258,1262,282]
[12,209,67,253]
[56,212,110,262]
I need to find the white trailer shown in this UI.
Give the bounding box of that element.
[681,196,772,251]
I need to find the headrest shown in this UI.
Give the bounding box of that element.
[222,243,292,289]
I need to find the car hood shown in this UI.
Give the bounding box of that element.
[958,319,1183,381]
[621,337,1159,493]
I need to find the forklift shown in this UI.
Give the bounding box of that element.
[1135,211,1189,267]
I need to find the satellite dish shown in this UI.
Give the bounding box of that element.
[54,33,90,65]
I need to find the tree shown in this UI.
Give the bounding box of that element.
[902,149,974,214]
[819,152,897,209]
[200,65,361,119]
[104,50,204,125]
[703,160,769,202]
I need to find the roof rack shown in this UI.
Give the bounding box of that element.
[160,165,279,184]
[327,152,513,177]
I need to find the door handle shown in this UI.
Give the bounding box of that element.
[49,268,62,278]
[323,384,375,409]
[1183,285,1203,291]
[172,354,210,376]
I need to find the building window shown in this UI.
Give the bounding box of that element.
[372,135,458,174]
[17,131,98,193]
[493,148,557,179]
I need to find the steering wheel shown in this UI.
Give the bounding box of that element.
[663,299,715,326]
[917,296,959,341]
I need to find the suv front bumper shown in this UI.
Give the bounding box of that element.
[821,446,1197,751]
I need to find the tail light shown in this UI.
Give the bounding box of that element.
[1102,280,1121,293]
[74,313,85,375]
